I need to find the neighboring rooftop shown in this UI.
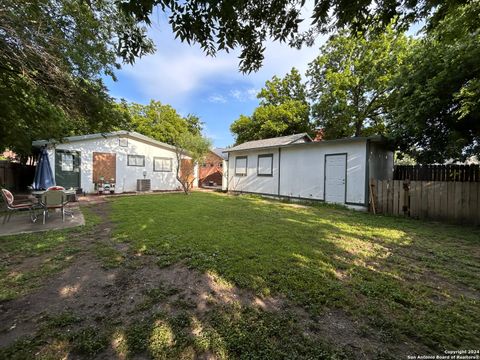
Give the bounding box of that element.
[211,148,228,160]
[225,133,312,152]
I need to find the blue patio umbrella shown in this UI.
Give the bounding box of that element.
[32,148,55,190]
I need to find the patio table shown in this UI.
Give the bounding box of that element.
[31,189,77,221]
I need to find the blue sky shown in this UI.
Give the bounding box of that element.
[104,9,424,148]
[104,9,326,148]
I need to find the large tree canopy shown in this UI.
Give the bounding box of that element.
[230,68,312,144]
[391,1,480,163]
[306,24,410,139]
[125,100,204,145]
[0,0,154,157]
[119,0,462,72]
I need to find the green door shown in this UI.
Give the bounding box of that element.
[55,150,81,189]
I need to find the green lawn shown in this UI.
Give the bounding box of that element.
[0,192,479,359]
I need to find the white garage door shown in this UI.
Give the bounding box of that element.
[325,154,346,204]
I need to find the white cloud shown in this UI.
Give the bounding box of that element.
[230,89,243,101]
[246,88,259,100]
[229,88,260,102]
[208,94,227,104]
[115,1,326,105]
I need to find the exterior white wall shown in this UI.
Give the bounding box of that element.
[227,149,280,195]
[227,140,369,206]
[222,159,229,191]
[45,135,190,193]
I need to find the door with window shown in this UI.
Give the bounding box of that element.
[324,154,347,204]
[55,150,81,189]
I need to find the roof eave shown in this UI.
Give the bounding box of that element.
[224,135,387,153]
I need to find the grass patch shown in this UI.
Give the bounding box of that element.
[0,205,97,301]
[110,192,480,352]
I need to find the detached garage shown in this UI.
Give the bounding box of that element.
[32,131,197,193]
[224,133,393,209]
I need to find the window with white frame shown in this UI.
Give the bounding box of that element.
[153,157,172,172]
[257,154,273,176]
[127,155,145,167]
[235,156,247,176]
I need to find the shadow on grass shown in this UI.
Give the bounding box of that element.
[1,193,479,359]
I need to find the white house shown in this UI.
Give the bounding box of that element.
[224,133,393,209]
[32,131,197,193]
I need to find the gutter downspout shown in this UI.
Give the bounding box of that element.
[278,147,281,196]
[227,152,230,192]
[365,139,370,207]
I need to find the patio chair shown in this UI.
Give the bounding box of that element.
[1,188,38,224]
[40,190,68,224]
[47,186,65,191]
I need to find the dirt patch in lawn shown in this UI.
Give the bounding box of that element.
[0,202,431,359]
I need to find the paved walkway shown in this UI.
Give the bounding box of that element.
[0,205,84,237]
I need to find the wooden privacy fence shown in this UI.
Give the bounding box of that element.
[0,161,36,192]
[370,179,480,226]
[394,164,480,182]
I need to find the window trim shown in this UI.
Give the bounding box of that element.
[127,154,145,167]
[61,153,74,172]
[153,157,173,172]
[234,156,248,176]
[257,154,274,177]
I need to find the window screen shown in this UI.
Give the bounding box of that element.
[257,154,273,176]
[153,157,172,172]
[61,153,74,171]
[127,155,145,167]
[235,156,247,176]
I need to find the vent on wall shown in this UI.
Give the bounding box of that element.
[137,179,151,192]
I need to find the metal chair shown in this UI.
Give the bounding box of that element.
[1,188,38,224]
[39,190,68,224]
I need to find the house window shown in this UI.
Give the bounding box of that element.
[257,154,273,176]
[235,156,247,176]
[61,153,74,172]
[119,138,128,147]
[127,155,145,167]
[153,157,172,172]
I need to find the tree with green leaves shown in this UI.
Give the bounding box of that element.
[306,24,410,139]
[119,0,461,72]
[124,101,203,145]
[173,132,211,194]
[391,1,480,163]
[230,68,312,144]
[0,0,153,158]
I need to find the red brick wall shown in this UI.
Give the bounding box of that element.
[199,151,223,187]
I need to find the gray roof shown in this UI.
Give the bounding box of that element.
[225,133,312,152]
[32,131,176,151]
[211,148,228,160]
[224,134,389,153]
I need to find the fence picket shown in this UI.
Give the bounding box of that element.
[394,164,480,182]
[370,178,479,226]
[468,182,478,225]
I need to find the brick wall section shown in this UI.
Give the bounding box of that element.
[199,151,223,187]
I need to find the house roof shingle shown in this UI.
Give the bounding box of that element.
[224,133,312,153]
[212,148,228,160]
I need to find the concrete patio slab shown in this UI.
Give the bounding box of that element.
[0,206,84,237]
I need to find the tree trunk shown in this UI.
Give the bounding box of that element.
[354,119,363,137]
